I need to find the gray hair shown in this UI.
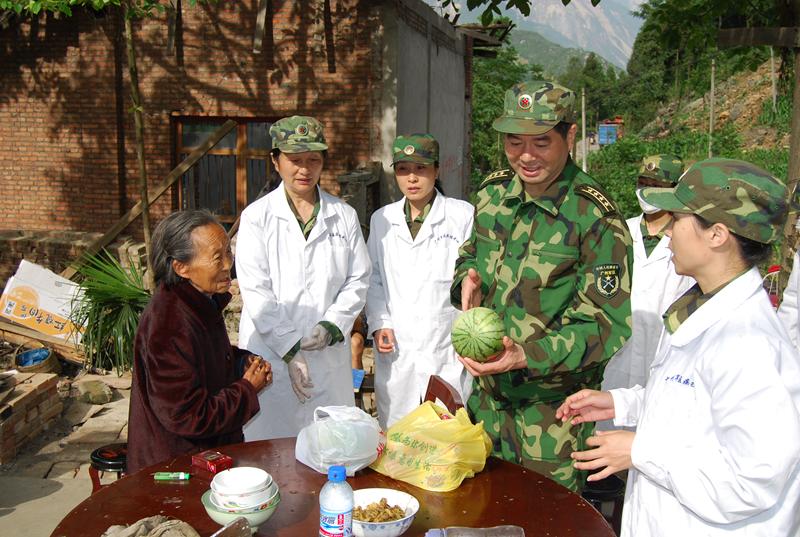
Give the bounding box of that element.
[151,210,221,287]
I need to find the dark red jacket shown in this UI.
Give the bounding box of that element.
[127,281,260,473]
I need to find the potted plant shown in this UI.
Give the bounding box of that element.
[70,250,151,374]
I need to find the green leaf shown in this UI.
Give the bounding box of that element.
[71,250,150,373]
[480,8,494,26]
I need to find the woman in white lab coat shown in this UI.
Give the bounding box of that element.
[366,134,473,430]
[602,155,694,394]
[236,116,370,440]
[778,249,800,347]
[557,158,800,536]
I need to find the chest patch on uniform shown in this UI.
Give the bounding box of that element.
[593,263,621,299]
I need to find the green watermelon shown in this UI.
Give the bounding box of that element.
[451,307,505,362]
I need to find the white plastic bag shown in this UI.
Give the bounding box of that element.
[295,406,383,476]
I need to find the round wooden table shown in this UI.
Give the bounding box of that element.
[51,438,615,536]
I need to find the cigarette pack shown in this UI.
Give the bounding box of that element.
[191,450,233,475]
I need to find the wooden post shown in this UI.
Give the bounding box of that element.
[581,87,587,172]
[708,58,715,158]
[781,47,800,288]
[771,46,778,113]
[718,26,800,292]
[123,3,153,287]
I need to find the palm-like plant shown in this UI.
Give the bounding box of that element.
[70,251,151,374]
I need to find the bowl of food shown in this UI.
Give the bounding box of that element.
[201,489,280,533]
[352,488,419,537]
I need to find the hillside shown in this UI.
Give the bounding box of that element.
[641,60,789,153]
[509,28,620,78]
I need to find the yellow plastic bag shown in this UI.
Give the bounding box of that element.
[370,401,492,492]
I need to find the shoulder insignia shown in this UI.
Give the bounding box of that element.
[575,184,617,216]
[480,168,513,189]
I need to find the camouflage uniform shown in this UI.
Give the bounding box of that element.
[641,157,787,245]
[452,81,633,491]
[391,133,439,165]
[638,154,684,186]
[636,154,684,256]
[269,115,328,153]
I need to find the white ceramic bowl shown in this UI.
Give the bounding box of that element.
[210,482,279,513]
[201,489,280,534]
[352,488,419,537]
[211,467,272,495]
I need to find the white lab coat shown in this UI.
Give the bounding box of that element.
[602,214,694,392]
[366,193,474,430]
[610,267,800,536]
[236,185,370,440]
[778,251,800,348]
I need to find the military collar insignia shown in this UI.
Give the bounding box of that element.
[403,145,415,155]
[295,124,308,136]
[593,264,621,299]
[518,94,532,110]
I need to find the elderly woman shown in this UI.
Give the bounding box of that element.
[128,210,271,473]
[556,159,800,536]
[236,115,370,440]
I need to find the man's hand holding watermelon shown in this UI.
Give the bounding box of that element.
[455,271,527,375]
[458,335,526,376]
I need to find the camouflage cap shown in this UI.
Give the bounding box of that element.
[492,80,577,135]
[640,157,787,244]
[269,115,328,153]
[638,154,684,185]
[391,133,439,165]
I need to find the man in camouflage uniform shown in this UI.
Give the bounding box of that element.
[451,80,633,491]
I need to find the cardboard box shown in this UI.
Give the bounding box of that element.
[192,450,233,475]
[0,260,82,341]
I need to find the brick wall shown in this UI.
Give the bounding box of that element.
[0,230,133,285]
[0,373,63,464]
[0,1,383,237]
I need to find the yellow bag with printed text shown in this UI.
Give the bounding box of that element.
[370,401,492,492]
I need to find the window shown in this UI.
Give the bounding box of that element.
[175,119,275,223]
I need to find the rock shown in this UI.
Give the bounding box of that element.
[63,400,104,426]
[729,103,744,122]
[76,380,113,405]
[76,373,132,391]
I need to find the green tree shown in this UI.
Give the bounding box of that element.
[471,45,540,191]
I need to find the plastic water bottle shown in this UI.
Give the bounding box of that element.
[319,465,353,537]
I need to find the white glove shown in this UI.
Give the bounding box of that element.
[300,323,332,351]
[288,353,314,403]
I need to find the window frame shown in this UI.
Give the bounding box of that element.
[172,116,275,223]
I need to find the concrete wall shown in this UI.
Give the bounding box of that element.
[379,0,469,202]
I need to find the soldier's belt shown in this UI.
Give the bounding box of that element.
[478,366,605,409]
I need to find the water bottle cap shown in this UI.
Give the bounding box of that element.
[327,465,346,482]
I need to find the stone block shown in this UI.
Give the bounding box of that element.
[63,400,103,426]
[76,373,131,391]
[76,380,113,405]
[41,401,63,422]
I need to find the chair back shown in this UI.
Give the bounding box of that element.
[423,375,464,414]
